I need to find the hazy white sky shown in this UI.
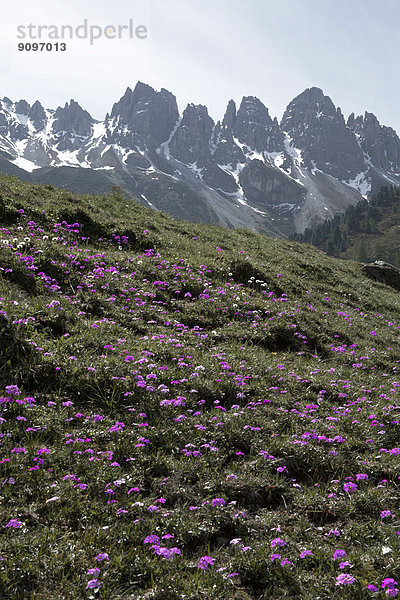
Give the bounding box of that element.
[1,0,399,132]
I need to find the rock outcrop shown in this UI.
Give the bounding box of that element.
[362,261,400,291]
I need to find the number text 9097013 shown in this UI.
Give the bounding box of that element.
[18,42,67,51]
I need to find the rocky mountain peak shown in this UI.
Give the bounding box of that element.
[233,96,282,153]
[131,81,157,103]
[211,100,245,167]
[111,82,159,121]
[281,88,365,179]
[281,87,339,132]
[110,86,135,121]
[28,101,47,131]
[0,98,32,141]
[168,103,214,163]
[221,99,237,130]
[108,83,179,151]
[15,100,30,115]
[53,100,94,137]
[347,111,400,174]
[346,112,357,129]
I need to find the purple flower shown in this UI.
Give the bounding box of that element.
[367,584,378,592]
[5,385,19,396]
[277,466,288,474]
[336,573,356,585]
[116,508,128,516]
[94,553,109,562]
[198,555,214,570]
[144,535,160,544]
[165,547,181,559]
[271,537,286,548]
[108,421,125,433]
[326,529,341,537]
[87,568,101,576]
[86,579,102,590]
[152,546,181,559]
[5,519,22,528]
[343,482,358,493]
[211,497,225,507]
[382,579,398,590]
[37,448,50,456]
[300,549,313,558]
[333,549,347,560]
[74,483,87,491]
[270,553,281,561]
[233,511,247,519]
[381,510,393,519]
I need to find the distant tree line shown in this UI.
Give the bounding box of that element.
[295,186,400,264]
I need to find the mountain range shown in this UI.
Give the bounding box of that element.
[1,83,399,237]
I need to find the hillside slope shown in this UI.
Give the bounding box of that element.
[1,175,400,599]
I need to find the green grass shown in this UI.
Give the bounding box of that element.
[0,174,400,599]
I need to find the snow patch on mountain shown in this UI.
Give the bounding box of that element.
[188,162,204,180]
[265,151,285,168]
[157,117,182,159]
[12,156,38,172]
[344,171,371,198]
[283,133,303,167]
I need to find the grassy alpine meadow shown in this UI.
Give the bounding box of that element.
[1,174,400,599]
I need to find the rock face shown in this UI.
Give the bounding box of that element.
[0,83,400,237]
[15,99,30,115]
[53,100,94,151]
[29,101,47,130]
[53,100,94,136]
[239,159,305,209]
[281,87,365,180]
[362,261,400,291]
[233,96,283,153]
[212,100,246,167]
[348,112,400,175]
[168,104,213,163]
[108,82,179,151]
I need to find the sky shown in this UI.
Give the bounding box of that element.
[0,0,399,133]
